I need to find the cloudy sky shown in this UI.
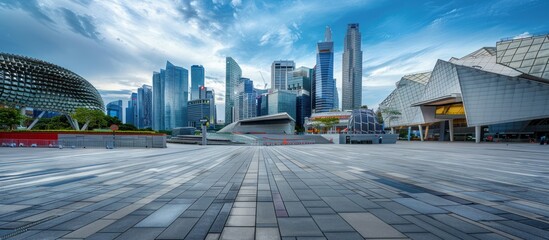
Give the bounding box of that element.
[1,0,547,121]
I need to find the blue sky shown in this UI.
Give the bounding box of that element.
[1,0,547,121]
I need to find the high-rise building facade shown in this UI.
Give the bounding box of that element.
[342,23,363,110]
[287,66,312,92]
[268,90,297,121]
[315,26,335,113]
[126,92,137,126]
[106,100,123,120]
[235,78,256,121]
[152,72,163,130]
[152,61,188,130]
[187,99,212,128]
[225,57,242,124]
[191,65,205,101]
[137,84,152,129]
[271,60,295,91]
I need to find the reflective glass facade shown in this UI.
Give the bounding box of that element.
[137,84,152,129]
[271,60,295,91]
[496,35,549,79]
[347,108,383,134]
[379,35,549,139]
[315,27,335,113]
[152,61,188,130]
[342,23,363,110]
[106,100,123,120]
[187,99,211,128]
[191,65,204,100]
[225,57,242,124]
[268,90,297,121]
[0,53,103,113]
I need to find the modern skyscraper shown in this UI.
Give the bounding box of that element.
[137,84,152,129]
[152,72,163,130]
[106,100,123,120]
[342,23,363,110]
[235,78,256,121]
[191,65,205,100]
[152,61,188,130]
[271,61,295,91]
[225,57,242,124]
[315,26,335,113]
[126,92,137,126]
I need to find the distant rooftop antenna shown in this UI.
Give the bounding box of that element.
[325,26,332,42]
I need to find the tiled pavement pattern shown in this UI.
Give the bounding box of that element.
[1,142,549,240]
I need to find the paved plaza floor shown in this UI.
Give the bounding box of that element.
[1,142,549,239]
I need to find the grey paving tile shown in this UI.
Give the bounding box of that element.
[155,217,198,239]
[394,198,447,214]
[340,212,406,238]
[135,203,190,227]
[220,227,254,240]
[311,214,354,232]
[443,205,505,221]
[285,202,309,217]
[113,227,163,240]
[256,227,281,240]
[226,215,255,227]
[324,232,363,240]
[278,218,323,237]
[321,197,364,212]
[257,202,277,227]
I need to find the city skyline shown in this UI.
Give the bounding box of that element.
[1,0,548,121]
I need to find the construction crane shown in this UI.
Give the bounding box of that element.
[258,71,268,89]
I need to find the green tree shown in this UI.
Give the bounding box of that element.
[360,105,368,109]
[375,108,384,124]
[379,107,401,133]
[118,123,137,131]
[71,108,105,130]
[316,117,340,133]
[0,108,25,130]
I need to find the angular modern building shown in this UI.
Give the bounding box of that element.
[191,65,205,101]
[380,34,549,142]
[225,57,242,125]
[271,60,295,91]
[126,92,137,125]
[152,61,188,130]
[106,100,123,120]
[315,27,335,113]
[0,53,104,115]
[137,84,152,129]
[342,23,363,111]
[287,66,312,92]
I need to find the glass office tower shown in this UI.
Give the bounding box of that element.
[191,65,205,100]
[225,57,242,124]
[315,26,335,113]
[342,23,363,110]
[152,61,188,130]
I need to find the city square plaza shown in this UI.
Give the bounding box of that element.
[1,142,549,239]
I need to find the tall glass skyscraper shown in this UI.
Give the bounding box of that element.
[126,92,137,126]
[315,26,335,113]
[137,84,152,129]
[271,60,295,91]
[225,57,242,124]
[191,65,205,101]
[342,23,363,110]
[152,61,188,130]
[235,78,256,121]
